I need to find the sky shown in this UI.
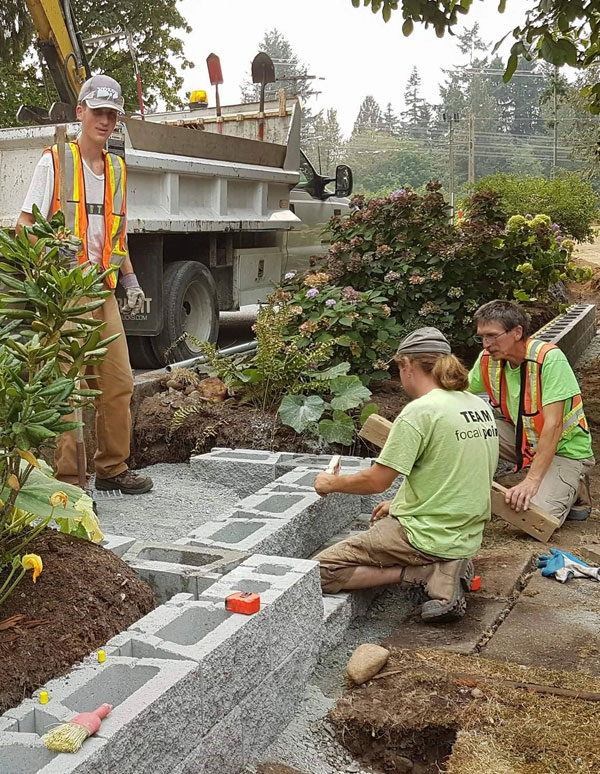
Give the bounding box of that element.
[177,0,529,136]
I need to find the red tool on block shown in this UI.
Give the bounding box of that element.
[225,592,261,614]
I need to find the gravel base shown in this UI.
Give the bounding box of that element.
[576,329,600,368]
[93,462,237,542]
[248,587,413,774]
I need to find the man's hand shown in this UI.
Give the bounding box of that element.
[370,500,392,524]
[505,477,540,512]
[314,472,337,497]
[121,286,145,316]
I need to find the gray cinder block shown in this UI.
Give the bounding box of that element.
[121,542,246,603]
[190,448,279,497]
[0,731,110,774]
[199,557,323,667]
[100,534,136,558]
[171,706,243,774]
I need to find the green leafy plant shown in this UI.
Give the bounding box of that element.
[0,206,111,604]
[275,277,406,383]
[278,375,377,447]
[464,172,599,242]
[277,185,591,365]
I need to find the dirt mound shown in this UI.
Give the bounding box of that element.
[330,648,600,773]
[131,381,411,469]
[0,529,155,714]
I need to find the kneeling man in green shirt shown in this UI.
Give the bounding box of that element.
[314,327,499,623]
[469,300,594,526]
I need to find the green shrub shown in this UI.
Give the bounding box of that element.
[464,172,599,242]
[0,207,109,604]
[276,185,591,375]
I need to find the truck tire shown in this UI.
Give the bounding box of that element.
[151,260,219,366]
[127,335,161,370]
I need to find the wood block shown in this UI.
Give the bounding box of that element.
[359,414,392,448]
[491,482,560,543]
[360,414,560,543]
[580,544,600,565]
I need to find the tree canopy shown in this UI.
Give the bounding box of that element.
[353,0,600,112]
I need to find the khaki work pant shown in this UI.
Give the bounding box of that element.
[496,418,595,527]
[55,292,134,485]
[316,516,442,594]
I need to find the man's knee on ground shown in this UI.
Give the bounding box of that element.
[319,561,356,594]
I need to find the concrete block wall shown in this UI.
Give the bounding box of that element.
[181,485,360,559]
[535,303,596,366]
[190,449,280,497]
[120,542,247,603]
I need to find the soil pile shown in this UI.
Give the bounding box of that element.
[132,376,410,468]
[330,648,600,773]
[0,529,155,714]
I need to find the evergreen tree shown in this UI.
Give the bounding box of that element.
[402,67,425,126]
[353,95,383,135]
[382,102,400,135]
[306,108,344,173]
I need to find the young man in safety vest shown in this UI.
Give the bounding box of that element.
[469,299,594,525]
[16,74,153,495]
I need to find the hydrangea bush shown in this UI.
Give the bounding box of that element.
[278,184,591,377]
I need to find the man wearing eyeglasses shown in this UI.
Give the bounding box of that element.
[17,74,153,495]
[468,299,593,526]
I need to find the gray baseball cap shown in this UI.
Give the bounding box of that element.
[395,326,451,356]
[78,74,125,114]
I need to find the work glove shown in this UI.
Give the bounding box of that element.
[119,273,145,316]
[536,548,600,583]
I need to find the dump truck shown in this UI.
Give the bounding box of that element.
[0,97,353,368]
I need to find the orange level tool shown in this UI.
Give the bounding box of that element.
[225,591,261,614]
[471,575,481,592]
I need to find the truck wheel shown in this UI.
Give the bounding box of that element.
[151,260,219,366]
[127,335,161,370]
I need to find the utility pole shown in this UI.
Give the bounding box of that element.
[468,114,475,184]
[443,112,460,217]
[552,65,558,180]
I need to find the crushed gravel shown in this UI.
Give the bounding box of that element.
[93,462,237,541]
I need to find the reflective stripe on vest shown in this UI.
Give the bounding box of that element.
[480,339,588,470]
[44,142,127,289]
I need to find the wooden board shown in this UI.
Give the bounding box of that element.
[123,117,287,168]
[359,414,559,543]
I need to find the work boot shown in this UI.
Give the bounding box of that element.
[401,564,437,607]
[95,469,153,495]
[421,559,475,623]
[567,474,592,522]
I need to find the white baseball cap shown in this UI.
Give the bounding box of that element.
[78,74,125,114]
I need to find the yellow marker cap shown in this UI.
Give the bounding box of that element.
[98,650,106,663]
[39,691,48,704]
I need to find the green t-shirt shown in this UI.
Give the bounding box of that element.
[377,389,499,559]
[468,346,593,460]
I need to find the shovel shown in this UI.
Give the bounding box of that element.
[207,53,223,133]
[251,52,275,141]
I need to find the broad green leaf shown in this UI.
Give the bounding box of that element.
[360,403,380,424]
[330,376,372,410]
[309,362,351,381]
[318,411,355,446]
[278,394,326,434]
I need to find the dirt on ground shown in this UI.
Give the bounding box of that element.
[0,529,155,714]
[131,378,411,468]
[330,648,600,774]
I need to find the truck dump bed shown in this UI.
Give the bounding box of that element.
[0,98,301,233]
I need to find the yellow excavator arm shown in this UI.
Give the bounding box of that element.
[23,0,89,119]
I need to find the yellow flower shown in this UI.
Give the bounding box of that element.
[17,449,40,468]
[49,491,68,509]
[22,554,43,583]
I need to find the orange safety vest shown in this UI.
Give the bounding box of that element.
[44,142,127,289]
[481,338,588,471]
